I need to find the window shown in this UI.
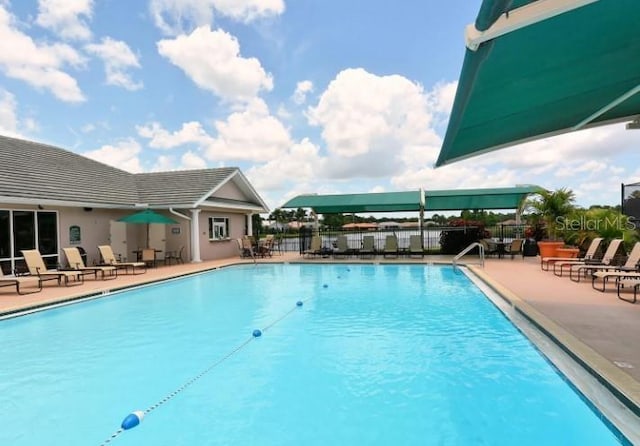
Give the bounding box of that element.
[208,217,230,240]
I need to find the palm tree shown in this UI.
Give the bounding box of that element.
[525,188,576,240]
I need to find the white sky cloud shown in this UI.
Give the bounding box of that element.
[293,80,313,105]
[0,89,18,135]
[36,0,93,41]
[0,5,86,102]
[137,121,214,150]
[137,99,291,162]
[82,138,143,173]
[85,37,142,90]
[205,98,291,161]
[149,0,285,35]
[157,26,273,102]
[307,68,440,179]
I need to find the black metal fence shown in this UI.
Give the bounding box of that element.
[260,224,528,255]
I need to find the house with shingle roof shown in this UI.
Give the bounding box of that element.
[0,135,268,272]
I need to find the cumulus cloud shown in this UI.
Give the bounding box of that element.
[137,99,291,163]
[150,0,285,35]
[151,151,208,171]
[85,37,142,90]
[205,98,291,161]
[0,5,85,102]
[245,138,323,191]
[36,0,93,41]
[292,80,313,105]
[82,138,143,173]
[157,26,273,102]
[137,121,214,150]
[307,68,439,179]
[0,89,19,136]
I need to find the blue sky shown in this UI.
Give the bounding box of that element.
[1,0,638,212]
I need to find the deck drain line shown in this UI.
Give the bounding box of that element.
[98,297,311,445]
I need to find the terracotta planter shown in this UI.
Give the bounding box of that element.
[556,247,580,258]
[537,241,564,258]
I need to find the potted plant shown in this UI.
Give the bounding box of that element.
[524,188,576,258]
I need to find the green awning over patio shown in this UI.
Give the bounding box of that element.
[436,0,640,167]
[281,185,544,213]
[281,191,422,214]
[424,185,544,211]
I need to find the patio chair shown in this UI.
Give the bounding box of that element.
[555,239,623,279]
[141,248,157,268]
[591,242,640,291]
[479,239,499,257]
[360,235,376,258]
[541,237,603,271]
[408,235,424,258]
[21,249,84,286]
[240,237,256,259]
[332,235,351,257]
[383,235,399,258]
[303,236,322,258]
[0,268,42,295]
[165,246,185,265]
[504,239,524,259]
[98,245,147,275]
[63,247,117,280]
[258,236,274,257]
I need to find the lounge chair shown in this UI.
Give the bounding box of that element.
[98,245,147,274]
[63,247,117,280]
[541,237,603,271]
[21,249,84,286]
[591,242,640,291]
[383,235,399,258]
[504,239,524,259]
[360,235,376,258]
[303,235,323,258]
[332,235,351,257]
[616,278,640,304]
[556,239,623,279]
[408,235,424,258]
[0,268,42,295]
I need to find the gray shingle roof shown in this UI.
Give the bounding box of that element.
[134,168,238,206]
[0,135,263,209]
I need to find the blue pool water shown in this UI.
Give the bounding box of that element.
[0,264,627,445]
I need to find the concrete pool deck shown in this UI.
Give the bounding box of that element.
[1,253,639,423]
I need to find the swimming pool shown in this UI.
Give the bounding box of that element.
[0,264,630,445]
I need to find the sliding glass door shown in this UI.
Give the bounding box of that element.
[0,209,58,274]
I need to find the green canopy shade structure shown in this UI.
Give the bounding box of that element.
[281,185,544,213]
[436,0,640,167]
[281,191,422,214]
[424,185,544,211]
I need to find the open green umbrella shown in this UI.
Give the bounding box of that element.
[118,209,178,248]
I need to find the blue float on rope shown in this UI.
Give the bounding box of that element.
[121,410,145,430]
[296,300,303,307]
[252,329,262,337]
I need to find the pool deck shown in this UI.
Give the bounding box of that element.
[2,253,640,421]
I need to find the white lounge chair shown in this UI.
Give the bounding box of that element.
[559,239,623,280]
[0,268,42,295]
[63,247,117,280]
[591,242,640,291]
[541,237,603,271]
[22,249,84,286]
[98,245,147,274]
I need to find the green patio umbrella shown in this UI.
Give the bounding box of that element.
[118,209,178,248]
